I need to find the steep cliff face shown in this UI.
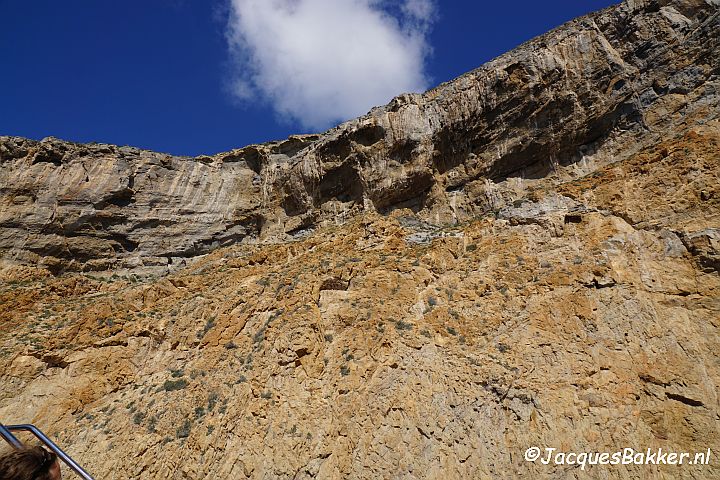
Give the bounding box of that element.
[0,126,718,479]
[1,0,718,273]
[1,1,719,479]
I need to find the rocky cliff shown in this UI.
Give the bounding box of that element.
[1,0,719,479]
[1,0,718,274]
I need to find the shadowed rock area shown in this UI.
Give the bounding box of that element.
[1,0,719,478]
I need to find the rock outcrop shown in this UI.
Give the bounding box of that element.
[1,0,719,479]
[1,0,718,273]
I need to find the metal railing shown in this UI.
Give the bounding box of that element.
[0,423,95,480]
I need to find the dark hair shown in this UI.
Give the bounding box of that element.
[0,446,58,480]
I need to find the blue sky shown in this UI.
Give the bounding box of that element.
[1,1,616,156]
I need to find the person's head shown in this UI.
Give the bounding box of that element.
[0,446,62,480]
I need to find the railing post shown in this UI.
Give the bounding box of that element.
[0,423,23,449]
[1,424,95,480]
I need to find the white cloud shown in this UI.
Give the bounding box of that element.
[226,0,436,130]
[401,0,436,27]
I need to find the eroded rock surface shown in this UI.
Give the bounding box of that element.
[1,126,718,478]
[1,0,719,273]
[1,0,719,479]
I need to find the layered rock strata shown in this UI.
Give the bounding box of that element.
[0,125,718,478]
[1,0,718,273]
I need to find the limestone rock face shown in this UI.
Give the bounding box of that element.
[1,0,719,273]
[1,1,719,479]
